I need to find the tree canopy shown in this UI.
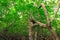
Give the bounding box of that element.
[0,0,60,40]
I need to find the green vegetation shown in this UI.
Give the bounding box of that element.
[0,0,60,40]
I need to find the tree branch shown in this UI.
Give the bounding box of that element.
[33,23,38,26]
[35,21,46,28]
[41,3,51,26]
[31,15,46,28]
[29,11,46,28]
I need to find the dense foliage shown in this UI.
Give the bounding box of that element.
[0,0,60,40]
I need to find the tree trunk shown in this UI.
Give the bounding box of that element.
[28,27,33,40]
[28,20,33,40]
[48,27,59,40]
[34,31,37,40]
[22,36,25,40]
